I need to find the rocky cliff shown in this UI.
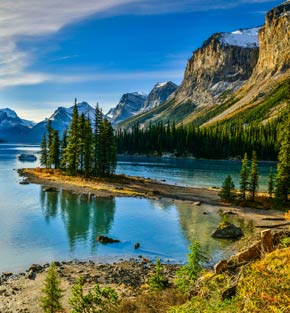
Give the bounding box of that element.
[204,1,290,126]
[175,28,259,107]
[142,81,177,111]
[106,92,147,126]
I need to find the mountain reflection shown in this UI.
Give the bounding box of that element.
[40,189,116,251]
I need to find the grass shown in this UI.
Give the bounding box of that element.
[171,247,290,313]
[24,168,146,197]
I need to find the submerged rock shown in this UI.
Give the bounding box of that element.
[96,236,120,244]
[212,222,243,239]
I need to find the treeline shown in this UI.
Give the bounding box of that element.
[40,100,116,177]
[220,107,290,203]
[117,121,279,160]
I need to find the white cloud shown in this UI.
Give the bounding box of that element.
[0,0,275,88]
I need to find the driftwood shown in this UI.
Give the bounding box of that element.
[262,218,286,221]
[255,222,290,228]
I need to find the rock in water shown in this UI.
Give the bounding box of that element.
[96,236,120,244]
[212,222,243,239]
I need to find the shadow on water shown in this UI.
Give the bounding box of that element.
[40,189,116,252]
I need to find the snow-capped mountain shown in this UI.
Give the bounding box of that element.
[0,108,35,142]
[141,81,178,112]
[220,27,260,48]
[106,92,147,125]
[0,108,34,129]
[31,102,95,141]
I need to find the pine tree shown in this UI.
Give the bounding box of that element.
[78,113,86,174]
[240,153,249,200]
[50,130,60,169]
[94,103,103,176]
[219,175,235,202]
[275,107,290,202]
[268,166,274,198]
[249,151,259,201]
[40,134,48,168]
[148,258,168,291]
[40,262,63,313]
[84,118,93,178]
[60,130,68,169]
[47,119,53,168]
[98,119,116,177]
[65,100,80,175]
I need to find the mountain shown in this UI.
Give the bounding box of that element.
[141,81,178,112]
[106,92,147,126]
[0,108,34,142]
[29,102,95,142]
[119,27,260,129]
[120,1,290,130]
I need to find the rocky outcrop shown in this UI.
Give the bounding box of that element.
[175,29,259,107]
[141,81,178,111]
[106,92,147,126]
[252,1,290,79]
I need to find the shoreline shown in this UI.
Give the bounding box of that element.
[0,168,287,311]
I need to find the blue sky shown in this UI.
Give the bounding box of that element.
[0,0,283,121]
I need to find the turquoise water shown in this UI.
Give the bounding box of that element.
[0,144,273,273]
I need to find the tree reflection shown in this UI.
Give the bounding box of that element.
[40,189,116,251]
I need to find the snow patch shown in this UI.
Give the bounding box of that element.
[221,27,260,48]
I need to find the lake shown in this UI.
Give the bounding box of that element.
[0,144,274,273]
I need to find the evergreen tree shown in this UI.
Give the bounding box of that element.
[219,175,235,202]
[275,107,290,202]
[240,153,249,200]
[94,103,103,176]
[64,100,80,175]
[78,113,86,174]
[83,118,93,178]
[268,166,274,198]
[249,151,259,201]
[175,241,207,294]
[40,134,48,168]
[47,119,53,168]
[50,130,60,169]
[40,262,63,313]
[60,130,68,169]
[98,119,117,177]
[148,258,168,291]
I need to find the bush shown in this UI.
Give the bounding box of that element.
[69,277,118,313]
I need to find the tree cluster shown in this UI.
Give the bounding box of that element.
[40,100,117,178]
[117,121,278,160]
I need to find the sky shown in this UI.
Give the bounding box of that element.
[0,0,283,122]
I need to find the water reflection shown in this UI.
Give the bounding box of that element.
[175,202,256,263]
[40,189,116,251]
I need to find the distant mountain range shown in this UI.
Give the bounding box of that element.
[0,102,95,143]
[105,81,177,125]
[0,80,177,142]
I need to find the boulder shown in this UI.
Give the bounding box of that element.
[96,236,120,244]
[134,242,140,250]
[212,222,243,239]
